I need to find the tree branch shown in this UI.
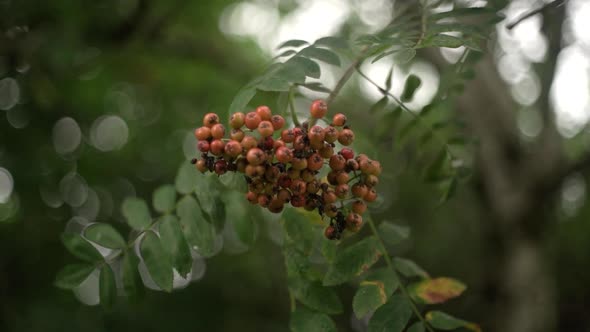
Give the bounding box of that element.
[506,0,567,30]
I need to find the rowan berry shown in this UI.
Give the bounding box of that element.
[278,174,292,188]
[277,188,291,203]
[287,168,301,180]
[338,128,355,146]
[329,154,346,171]
[346,213,363,232]
[325,204,338,218]
[246,148,265,166]
[246,191,258,204]
[196,159,207,173]
[322,189,337,204]
[230,129,245,142]
[293,135,306,151]
[301,169,315,183]
[291,195,305,207]
[323,126,339,143]
[308,125,325,143]
[351,200,367,214]
[268,198,284,213]
[352,183,368,198]
[275,146,293,163]
[194,126,211,140]
[310,99,328,119]
[290,179,307,195]
[336,171,349,185]
[319,144,334,159]
[256,105,272,121]
[345,159,359,172]
[245,112,262,130]
[203,113,219,128]
[258,194,271,207]
[332,113,347,127]
[271,115,285,131]
[307,153,324,171]
[241,136,258,150]
[291,157,308,170]
[197,140,210,153]
[365,174,379,187]
[273,139,286,150]
[214,160,227,175]
[364,188,378,202]
[340,148,354,160]
[224,140,243,158]
[230,112,245,129]
[335,184,349,198]
[210,139,225,156]
[324,225,337,240]
[281,129,296,143]
[258,120,274,137]
[306,180,321,194]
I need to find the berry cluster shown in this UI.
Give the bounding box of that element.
[192,100,381,240]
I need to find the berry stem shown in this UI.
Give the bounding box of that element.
[288,87,301,127]
[366,215,435,332]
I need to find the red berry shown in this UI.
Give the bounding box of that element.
[258,120,274,137]
[281,129,296,143]
[322,190,337,204]
[277,188,291,203]
[352,183,368,198]
[241,136,258,150]
[224,140,243,158]
[351,200,367,214]
[258,194,271,207]
[210,139,225,156]
[197,140,210,153]
[308,125,325,143]
[230,112,245,129]
[275,146,294,163]
[211,123,226,139]
[290,179,307,195]
[271,115,285,131]
[332,113,347,127]
[230,129,245,142]
[246,148,265,166]
[364,188,377,202]
[273,139,286,150]
[306,153,324,171]
[203,113,220,128]
[246,191,258,204]
[290,195,305,208]
[324,225,337,240]
[319,143,334,159]
[293,136,306,151]
[335,184,349,198]
[346,213,363,232]
[338,128,355,146]
[278,174,292,188]
[260,136,275,150]
[339,148,354,160]
[245,112,262,130]
[268,198,284,213]
[194,126,211,140]
[323,126,339,143]
[310,99,328,119]
[336,171,349,185]
[346,159,359,171]
[214,160,227,175]
[256,105,272,121]
[329,154,346,171]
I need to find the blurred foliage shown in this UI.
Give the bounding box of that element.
[0,0,589,332]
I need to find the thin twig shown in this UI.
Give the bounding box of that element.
[325,47,369,106]
[366,216,435,332]
[506,0,567,30]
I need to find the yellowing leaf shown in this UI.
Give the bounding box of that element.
[410,277,466,304]
[425,311,481,332]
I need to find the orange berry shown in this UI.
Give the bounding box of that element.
[271,115,285,131]
[338,128,355,146]
[246,148,265,166]
[256,105,272,121]
[281,129,296,143]
[194,126,211,140]
[351,200,367,214]
[307,153,324,171]
[245,112,262,130]
[224,141,243,158]
[230,128,245,142]
[310,99,328,119]
[230,112,245,129]
[332,113,347,127]
[211,123,226,139]
[241,136,258,150]
[258,120,274,137]
[210,139,225,156]
[203,113,220,128]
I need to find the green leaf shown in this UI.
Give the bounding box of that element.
[378,222,410,246]
[122,197,152,230]
[275,49,297,58]
[352,268,399,318]
[122,251,143,301]
[429,7,496,21]
[283,207,315,253]
[61,233,103,262]
[424,34,464,48]
[401,74,422,102]
[314,36,349,49]
[284,245,314,279]
[218,172,247,192]
[368,295,412,332]
[424,149,450,182]
[298,46,341,66]
[286,56,321,79]
[275,62,306,84]
[257,77,291,91]
[159,215,193,278]
[176,196,217,257]
[407,322,425,332]
[223,191,255,245]
[278,39,309,49]
[153,185,176,214]
[54,264,95,290]
[395,48,417,64]
[385,66,394,91]
[321,237,337,263]
[99,264,116,309]
[194,172,223,219]
[439,176,458,204]
[409,277,466,304]
[290,307,337,332]
[140,231,173,292]
[299,82,331,93]
[393,257,429,278]
[277,91,290,115]
[425,311,481,332]
[229,86,257,115]
[323,237,382,286]
[369,97,389,115]
[175,162,198,195]
[290,279,342,315]
[84,223,126,249]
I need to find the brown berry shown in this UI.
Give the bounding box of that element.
[351,200,367,214]
[230,129,245,142]
[329,154,346,171]
[338,128,355,146]
[230,112,245,129]
[307,153,324,171]
[323,126,339,143]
